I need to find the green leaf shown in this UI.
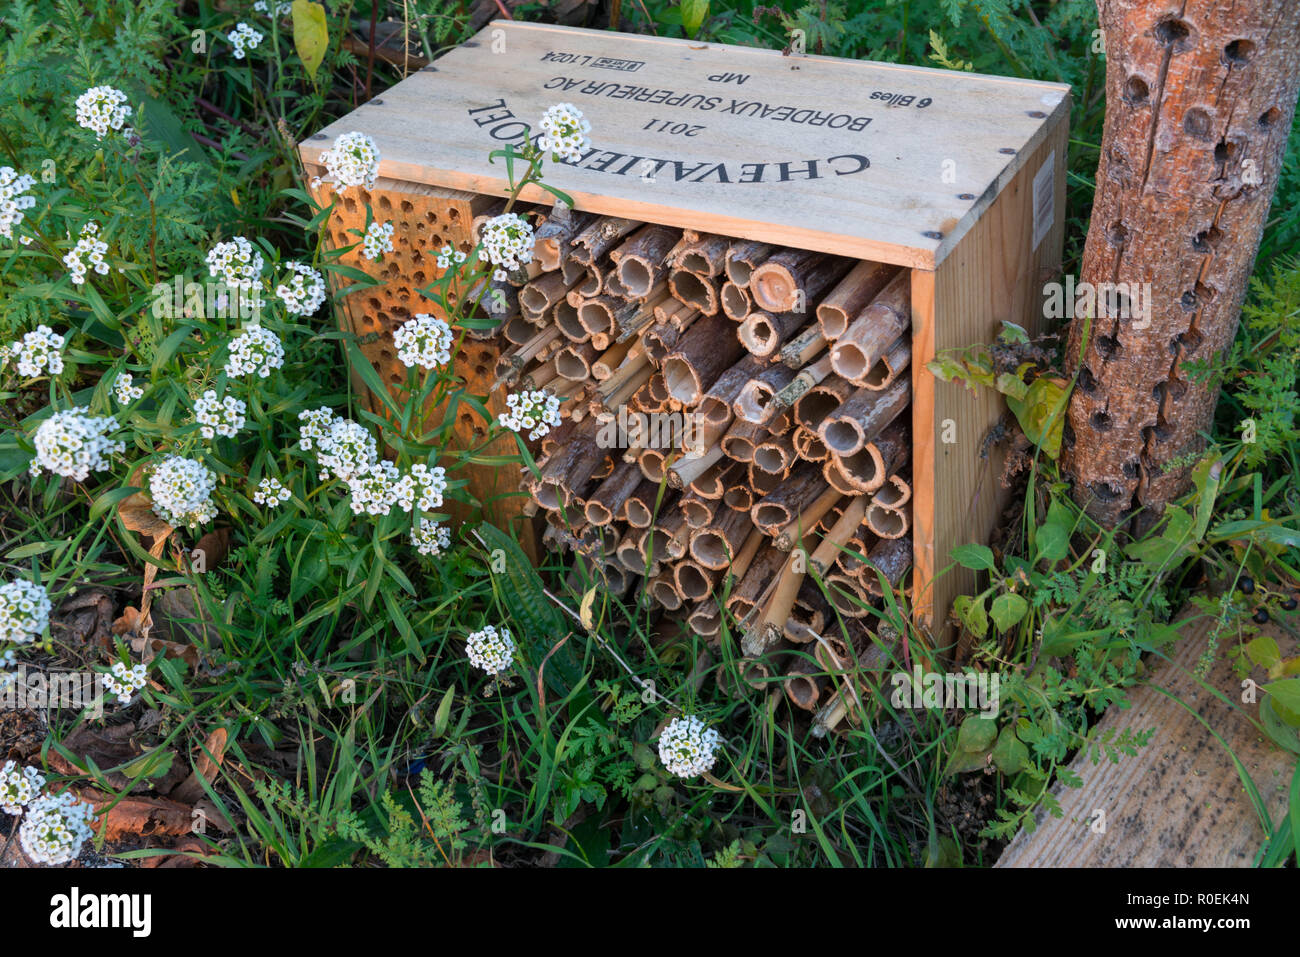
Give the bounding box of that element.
[990,592,1029,632]
[120,748,174,781]
[1246,636,1282,670]
[1264,679,1300,715]
[1005,376,1068,458]
[953,594,989,637]
[292,1,329,83]
[681,0,710,35]
[991,724,1029,775]
[433,686,455,738]
[956,715,997,752]
[1035,500,1072,562]
[951,543,996,572]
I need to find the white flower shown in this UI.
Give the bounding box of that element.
[253,476,291,506]
[254,0,293,16]
[0,761,45,815]
[479,213,534,282]
[31,407,123,481]
[498,389,562,441]
[275,262,326,315]
[361,221,394,261]
[0,578,52,646]
[537,103,592,163]
[205,237,265,291]
[393,462,447,512]
[411,519,451,556]
[657,714,721,779]
[344,459,401,516]
[148,455,218,528]
[102,660,148,705]
[313,416,378,481]
[8,325,65,378]
[393,313,452,370]
[112,372,144,404]
[229,22,264,59]
[62,222,109,285]
[297,406,335,452]
[19,791,96,865]
[0,166,37,241]
[74,86,132,139]
[225,325,285,378]
[435,244,467,270]
[194,389,247,440]
[466,625,515,675]
[319,131,380,192]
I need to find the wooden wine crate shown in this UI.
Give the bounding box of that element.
[299,21,1070,632]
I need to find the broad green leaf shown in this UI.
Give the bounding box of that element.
[991,724,1029,774]
[990,592,1028,632]
[1005,375,1068,458]
[956,715,997,752]
[1264,679,1300,716]
[292,1,329,83]
[681,0,710,35]
[433,686,455,738]
[1246,636,1282,670]
[951,543,996,572]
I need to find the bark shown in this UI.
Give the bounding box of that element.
[1063,0,1300,526]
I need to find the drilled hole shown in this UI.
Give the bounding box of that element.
[1121,459,1141,479]
[401,200,414,213]
[1214,140,1237,164]
[1096,335,1121,360]
[1179,290,1198,312]
[1259,107,1281,129]
[1090,411,1113,432]
[1154,17,1191,49]
[1192,225,1223,252]
[1107,221,1129,247]
[377,196,392,211]
[1123,76,1150,105]
[1223,39,1255,64]
[1092,481,1124,502]
[1182,107,1214,140]
[1079,366,1099,394]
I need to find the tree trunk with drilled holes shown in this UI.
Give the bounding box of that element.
[1062,0,1300,527]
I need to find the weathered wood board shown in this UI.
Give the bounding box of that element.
[997,613,1297,867]
[300,21,1070,270]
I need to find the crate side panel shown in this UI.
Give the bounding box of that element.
[912,108,1068,633]
[300,21,1070,269]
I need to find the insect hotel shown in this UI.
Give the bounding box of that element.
[299,22,1070,678]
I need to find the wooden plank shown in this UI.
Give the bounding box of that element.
[911,109,1068,632]
[300,21,1070,270]
[305,167,541,561]
[997,612,1297,867]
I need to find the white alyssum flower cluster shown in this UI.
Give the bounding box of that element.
[466,625,515,675]
[435,244,467,270]
[254,0,293,16]
[498,389,562,441]
[361,221,394,260]
[393,313,453,370]
[318,131,380,192]
[344,458,401,516]
[74,85,132,139]
[0,166,37,241]
[112,372,144,404]
[275,262,326,315]
[205,236,265,291]
[253,476,291,506]
[194,389,247,439]
[19,790,96,865]
[0,762,45,815]
[393,463,446,512]
[537,103,592,163]
[229,22,264,59]
[31,408,123,481]
[63,222,109,285]
[411,519,451,556]
[7,325,65,378]
[103,661,148,705]
[148,455,218,528]
[0,578,51,646]
[479,213,534,282]
[657,714,721,779]
[310,415,379,481]
[225,325,285,378]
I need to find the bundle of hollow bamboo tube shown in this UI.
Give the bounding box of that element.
[487,208,913,729]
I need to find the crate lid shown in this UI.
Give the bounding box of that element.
[300,21,1069,270]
